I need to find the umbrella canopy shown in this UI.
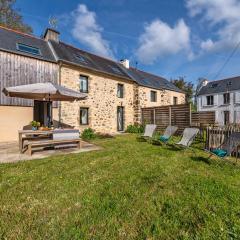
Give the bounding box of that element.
[2,82,87,101]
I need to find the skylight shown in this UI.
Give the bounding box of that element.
[16,43,41,56]
[109,65,122,74]
[75,54,87,63]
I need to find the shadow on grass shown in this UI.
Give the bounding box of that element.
[191,156,211,165]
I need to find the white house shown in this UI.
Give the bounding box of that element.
[196,77,240,125]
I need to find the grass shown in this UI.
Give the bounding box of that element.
[1,134,240,239]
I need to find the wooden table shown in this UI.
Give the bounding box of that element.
[18,130,53,153]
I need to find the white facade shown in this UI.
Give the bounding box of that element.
[197,91,240,125]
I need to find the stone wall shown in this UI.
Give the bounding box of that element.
[60,65,186,133]
[60,66,135,133]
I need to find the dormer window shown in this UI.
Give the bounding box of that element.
[16,43,41,56]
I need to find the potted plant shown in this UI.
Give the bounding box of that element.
[30,121,40,131]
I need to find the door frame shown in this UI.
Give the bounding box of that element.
[117,106,124,131]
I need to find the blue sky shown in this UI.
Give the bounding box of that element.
[16,0,240,85]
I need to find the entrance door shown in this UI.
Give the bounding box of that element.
[224,111,230,125]
[34,100,52,127]
[117,106,124,131]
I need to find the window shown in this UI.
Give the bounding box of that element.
[173,97,178,105]
[109,65,122,74]
[206,95,214,106]
[80,75,88,93]
[75,54,87,63]
[211,83,218,88]
[16,43,41,56]
[117,84,124,98]
[80,108,89,125]
[150,91,157,102]
[223,93,230,104]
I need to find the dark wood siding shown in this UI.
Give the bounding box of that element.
[0,51,58,106]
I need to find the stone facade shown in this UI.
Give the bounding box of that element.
[60,64,186,134]
[60,65,135,133]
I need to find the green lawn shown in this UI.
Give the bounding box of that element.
[1,134,240,239]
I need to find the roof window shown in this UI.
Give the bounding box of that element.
[211,83,218,88]
[109,65,122,74]
[75,54,88,63]
[16,43,41,56]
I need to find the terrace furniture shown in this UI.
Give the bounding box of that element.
[152,126,178,145]
[137,124,157,142]
[204,132,240,162]
[19,129,53,153]
[173,128,199,154]
[26,129,82,156]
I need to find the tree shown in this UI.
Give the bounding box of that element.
[170,77,194,103]
[0,0,32,33]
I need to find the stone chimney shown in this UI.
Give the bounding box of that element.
[120,59,130,69]
[43,28,60,42]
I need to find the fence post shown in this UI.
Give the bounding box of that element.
[189,103,192,126]
[169,106,171,125]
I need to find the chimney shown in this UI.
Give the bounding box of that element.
[43,28,60,42]
[120,59,130,69]
[202,79,208,86]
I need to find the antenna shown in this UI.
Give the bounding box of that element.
[135,61,138,69]
[49,16,58,29]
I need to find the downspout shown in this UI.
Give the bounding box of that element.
[58,61,62,128]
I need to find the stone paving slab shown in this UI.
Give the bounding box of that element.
[0,141,101,164]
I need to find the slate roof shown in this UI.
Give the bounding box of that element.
[0,26,56,62]
[197,76,240,96]
[50,41,183,93]
[0,26,183,93]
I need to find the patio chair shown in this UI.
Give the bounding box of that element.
[152,125,178,145]
[204,132,240,162]
[173,128,199,154]
[137,124,157,142]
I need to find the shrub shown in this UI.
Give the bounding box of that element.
[126,124,144,133]
[81,128,96,140]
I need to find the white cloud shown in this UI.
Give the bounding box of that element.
[71,4,114,58]
[186,0,240,52]
[136,19,191,64]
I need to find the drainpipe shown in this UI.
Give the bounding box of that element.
[58,61,62,128]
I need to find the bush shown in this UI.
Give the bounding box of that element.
[81,128,96,140]
[126,124,144,133]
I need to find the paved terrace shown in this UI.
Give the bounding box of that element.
[0,141,101,164]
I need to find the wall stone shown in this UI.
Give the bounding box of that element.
[60,65,186,133]
[60,66,135,133]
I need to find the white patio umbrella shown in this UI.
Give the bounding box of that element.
[2,82,87,101]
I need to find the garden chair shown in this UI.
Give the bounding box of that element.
[173,128,199,155]
[137,124,157,142]
[152,125,178,145]
[204,132,240,163]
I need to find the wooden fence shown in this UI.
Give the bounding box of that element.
[141,104,215,135]
[206,125,240,150]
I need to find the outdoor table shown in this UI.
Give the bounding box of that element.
[18,130,53,153]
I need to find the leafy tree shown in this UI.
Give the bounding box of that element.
[0,0,32,33]
[170,77,194,103]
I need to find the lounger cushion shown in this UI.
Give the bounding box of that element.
[159,136,169,142]
[211,149,227,157]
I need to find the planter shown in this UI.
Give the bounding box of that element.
[32,127,38,131]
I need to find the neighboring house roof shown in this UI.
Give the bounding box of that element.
[197,76,240,96]
[0,26,56,62]
[50,41,183,93]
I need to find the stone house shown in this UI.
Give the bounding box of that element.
[0,27,185,141]
[196,77,240,125]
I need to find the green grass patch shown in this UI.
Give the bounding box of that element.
[1,134,240,239]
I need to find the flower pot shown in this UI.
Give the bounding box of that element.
[32,126,37,131]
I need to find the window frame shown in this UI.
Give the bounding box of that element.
[223,92,230,104]
[80,107,89,125]
[16,43,41,56]
[173,97,178,105]
[206,95,214,106]
[80,75,89,93]
[117,83,124,98]
[150,90,157,102]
